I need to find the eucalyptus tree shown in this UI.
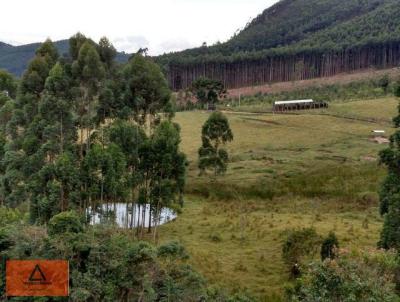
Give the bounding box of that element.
[27,59,80,221]
[148,121,186,238]
[83,143,127,218]
[97,37,117,71]
[137,121,186,237]
[71,40,105,158]
[69,32,91,61]
[0,40,58,213]
[41,62,76,155]
[198,112,233,177]
[20,39,58,99]
[33,62,78,213]
[122,54,171,130]
[107,120,146,228]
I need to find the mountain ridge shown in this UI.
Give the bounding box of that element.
[159,0,397,64]
[0,39,131,77]
[156,0,400,90]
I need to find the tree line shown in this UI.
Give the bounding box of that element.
[167,42,400,90]
[0,34,186,238]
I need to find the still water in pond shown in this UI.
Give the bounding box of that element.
[87,203,177,228]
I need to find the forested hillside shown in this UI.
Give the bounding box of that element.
[158,0,400,90]
[0,39,130,76]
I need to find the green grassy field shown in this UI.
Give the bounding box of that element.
[158,97,398,300]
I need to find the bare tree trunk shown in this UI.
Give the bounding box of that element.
[153,201,161,244]
[100,176,104,204]
[141,204,146,238]
[86,97,91,152]
[148,207,152,233]
[80,123,84,160]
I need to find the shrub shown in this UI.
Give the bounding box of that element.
[0,207,23,227]
[321,231,339,261]
[0,227,14,252]
[286,256,398,302]
[209,232,223,242]
[282,228,321,269]
[394,83,400,98]
[378,74,390,93]
[47,211,84,236]
[158,241,188,259]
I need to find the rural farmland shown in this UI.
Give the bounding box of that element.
[2,0,400,301]
[156,96,398,299]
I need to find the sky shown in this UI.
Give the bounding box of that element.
[0,0,279,55]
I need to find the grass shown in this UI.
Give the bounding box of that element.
[159,197,383,300]
[158,96,398,300]
[175,99,395,194]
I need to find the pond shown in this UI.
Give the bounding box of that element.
[87,203,177,228]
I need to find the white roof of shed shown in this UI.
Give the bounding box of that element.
[274,99,314,105]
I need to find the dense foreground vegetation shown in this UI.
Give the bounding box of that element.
[0,209,254,301]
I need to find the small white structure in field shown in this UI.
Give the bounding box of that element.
[273,99,328,112]
[274,99,314,106]
[371,130,386,137]
[370,130,389,144]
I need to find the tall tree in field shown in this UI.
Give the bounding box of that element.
[198,112,233,177]
[191,77,226,109]
[122,54,171,129]
[379,100,400,250]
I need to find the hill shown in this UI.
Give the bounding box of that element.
[0,39,131,77]
[158,0,400,90]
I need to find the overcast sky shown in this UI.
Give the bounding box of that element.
[1,0,279,55]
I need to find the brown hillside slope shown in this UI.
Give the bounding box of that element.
[227,67,400,98]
